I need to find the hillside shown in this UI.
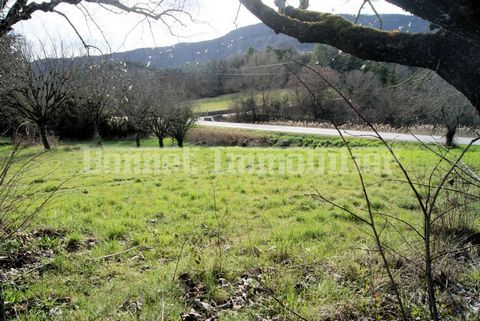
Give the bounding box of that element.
[87,14,430,68]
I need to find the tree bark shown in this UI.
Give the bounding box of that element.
[158,136,164,148]
[38,125,51,150]
[93,122,102,147]
[135,134,141,148]
[176,137,184,148]
[445,126,457,147]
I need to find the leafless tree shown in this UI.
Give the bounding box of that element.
[389,72,479,146]
[148,83,176,148]
[168,95,195,148]
[118,76,152,148]
[0,44,76,150]
[242,49,283,121]
[341,70,396,124]
[422,75,477,147]
[74,61,124,145]
[130,75,180,149]
[290,66,339,122]
[232,49,286,122]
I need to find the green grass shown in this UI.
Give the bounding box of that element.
[1,137,480,320]
[194,89,292,113]
[195,93,242,113]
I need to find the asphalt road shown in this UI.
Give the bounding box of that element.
[197,120,480,146]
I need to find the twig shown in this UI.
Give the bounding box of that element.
[211,182,223,269]
[354,0,367,25]
[172,238,187,282]
[389,68,423,88]
[233,2,242,29]
[53,9,102,55]
[253,276,310,321]
[367,0,383,30]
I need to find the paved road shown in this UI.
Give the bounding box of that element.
[197,120,480,146]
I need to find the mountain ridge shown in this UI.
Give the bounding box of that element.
[85,14,430,68]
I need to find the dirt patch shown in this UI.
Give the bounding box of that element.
[5,295,78,319]
[434,226,480,246]
[179,268,283,321]
[0,228,93,319]
[0,229,65,270]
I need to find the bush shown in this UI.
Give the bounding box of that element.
[187,128,272,147]
[0,144,56,246]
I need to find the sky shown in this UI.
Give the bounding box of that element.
[14,0,407,55]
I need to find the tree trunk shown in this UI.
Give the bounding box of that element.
[445,127,457,148]
[135,134,141,148]
[177,137,184,148]
[38,125,51,150]
[93,122,102,147]
[158,136,164,148]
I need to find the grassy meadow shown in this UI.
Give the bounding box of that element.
[194,89,291,113]
[1,131,480,320]
[195,93,241,113]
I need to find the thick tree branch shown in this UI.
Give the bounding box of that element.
[385,0,480,43]
[239,0,441,70]
[0,0,80,35]
[0,0,193,37]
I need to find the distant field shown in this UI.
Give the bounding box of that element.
[1,133,479,320]
[195,93,242,113]
[194,89,292,113]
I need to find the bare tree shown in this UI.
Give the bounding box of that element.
[111,70,195,148]
[390,73,479,146]
[131,75,178,149]
[118,76,152,148]
[290,66,339,122]
[149,83,175,148]
[423,75,477,147]
[74,61,123,145]
[0,44,76,150]
[239,0,480,113]
[341,70,395,124]
[168,95,195,148]
[241,49,284,121]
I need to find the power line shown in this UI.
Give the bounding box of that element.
[241,62,295,69]
[124,71,285,79]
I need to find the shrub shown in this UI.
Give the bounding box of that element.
[187,127,272,147]
[0,144,57,246]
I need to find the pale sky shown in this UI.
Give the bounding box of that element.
[14,0,407,55]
